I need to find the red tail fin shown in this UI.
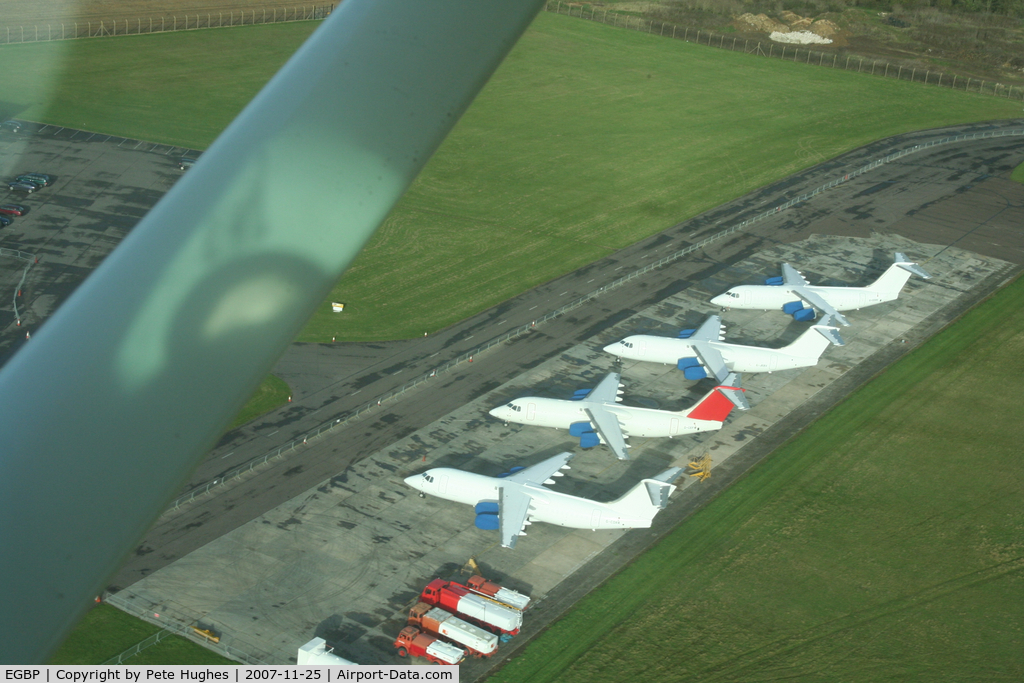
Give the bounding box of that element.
[686,387,739,422]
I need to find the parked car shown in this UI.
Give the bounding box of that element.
[7,182,36,194]
[1,120,21,133]
[17,173,51,186]
[178,157,197,170]
[0,215,11,227]
[0,204,29,216]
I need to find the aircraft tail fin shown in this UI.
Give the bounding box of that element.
[867,253,929,302]
[682,385,742,423]
[606,467,684,521]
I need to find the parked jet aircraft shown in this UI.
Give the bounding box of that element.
[710,253,931,325]
[487,372,742,460]
[603,314,844,392]
[405,451,683,548]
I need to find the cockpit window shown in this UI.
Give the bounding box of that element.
[421,473,434,483]
[506,403,522,412]
[729,292,739,298]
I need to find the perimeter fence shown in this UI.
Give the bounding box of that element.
[0,4,333,44]
[168,126,1024,511]
[546,1,1024,101]
[103,591,270,664]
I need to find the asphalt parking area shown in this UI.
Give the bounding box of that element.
[0,122,198,362]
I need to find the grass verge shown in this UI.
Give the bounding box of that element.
[490,274,1024,682]
[0,15,1020,342]
[229,374,290,430]
[1012,161,1024,184]
[47,604,233,665]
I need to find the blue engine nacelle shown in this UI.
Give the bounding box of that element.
[475,501,499,514]
[782,300,805,315]
[579,432,601,449]
[475,513,500,530]
[496,465,526,478]
[683,366,708,380]
[793,308,816,322]
[677,357,700,371]
[568,421,592,437]
[571,388,591,401]
[678,328,696,339]
[765,276,785,286]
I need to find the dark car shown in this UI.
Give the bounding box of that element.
[178,157,197,170]
[17,173,50,187]
[0,204,28,216]
[7,182,36,194]
[1,120,21,133]
[0,215,11,227]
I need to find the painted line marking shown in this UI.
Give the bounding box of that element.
[497,320,506,325]
[267,430,279,436]
[559,291,568,296]
[351,389,361,395]
[220,451,235,460]
[528,305,538,310]
[615,266,624,271]
[587,279,595,283]
[465,335,474,340]
[429,352,439,357]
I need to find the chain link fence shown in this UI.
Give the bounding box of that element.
[103,591,273,664]
[547,2,1024,101]
[0,5,334,44]
[168,126,1024,511]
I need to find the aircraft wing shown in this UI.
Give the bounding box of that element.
[585,406,630,460]
[498,486,533,549]
[506,451,574,486]
[794,288,851,326]
[690,340,731,383]
[689,314,725,341]
[781,262,809,286]
[588,371,623,404]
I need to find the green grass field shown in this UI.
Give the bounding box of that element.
[230,373,290,430]
[0,14,1019,342]
[1012,161,1024,184]
[490,275,1024,683]
[48,604,233,665]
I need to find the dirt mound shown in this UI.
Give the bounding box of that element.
[736,12,788,34]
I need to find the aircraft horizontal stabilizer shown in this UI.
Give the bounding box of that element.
[717,377,750,411]
[895,252,931,279]
[813,320,846,346]
[643,467,683,508]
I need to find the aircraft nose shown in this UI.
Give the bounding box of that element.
[488,406,503,419]
[602,342,621,356]
[403,474,423,490]
[710,293,728,307]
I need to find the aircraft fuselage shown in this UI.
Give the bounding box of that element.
[711,284,887,311]
[606,335,821,373]
[405,469,654,529]
[489,397,721,438]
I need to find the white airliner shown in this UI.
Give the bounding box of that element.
[404,452,683,548]
[603,313,844,393]
[710,253,931,325]
[487,372,743,460]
